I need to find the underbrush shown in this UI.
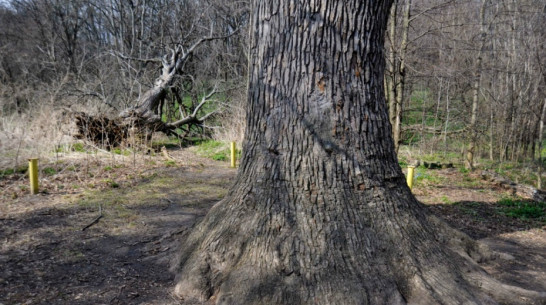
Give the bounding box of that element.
[0,144,191,203]
[212,91,246,145]
[489,161,540,187]
[0,106,73,170]
[497,197,546,220]
[399,144,544,190]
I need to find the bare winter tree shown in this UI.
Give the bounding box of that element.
[0,0,249,146]
[172,0,546,304]
[385,0,412,154]
[70,1,249,146]
[465,0,489,170]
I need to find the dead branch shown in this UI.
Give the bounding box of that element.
[75,27,240,148]
[403,124,467,135]
[161,146,174,160]
[82,204,103,231]
[481,169,546,202]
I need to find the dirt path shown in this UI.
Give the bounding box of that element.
[1,150,236,305]
[1,154,545,304]
[415,168,546,297]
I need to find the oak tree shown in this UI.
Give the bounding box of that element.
[173,0,544,304]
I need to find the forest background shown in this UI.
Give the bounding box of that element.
[0,0,545,186]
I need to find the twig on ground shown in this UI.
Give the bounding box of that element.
[161,146,174,161]
[82,204,103,231]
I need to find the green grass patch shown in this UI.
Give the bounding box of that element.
[103,178,120,188]
[112,148,131,156]
[458,167,470,174]
[456,173,481,188]
[454,201,482,217]
[0,165,28,178]
[43,167,57,175]
[440,195,452,205]
[55,142,87,153]
[72,143,86,152]
[414,166,443,185]
[497,197,546,220]
[164,160,177,167]
[152,136,182,150]
[492,162,539,186]
[75,172,229,225]
[195,140,230,161]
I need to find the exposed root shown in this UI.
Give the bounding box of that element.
[73,112,128,148]
[172,198,546,305]
[427,215,497,263]
[73,111,177,148]
[465,271,546,305]
[73,109,207,148]
[427,214,546,305]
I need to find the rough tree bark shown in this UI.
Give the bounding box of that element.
[173,1,546,304]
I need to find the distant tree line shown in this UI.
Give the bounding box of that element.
[386,0,546,169]
[1,0,544,170]
[0,0,249,125]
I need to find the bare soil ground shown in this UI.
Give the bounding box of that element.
[1,148,234,305]
[414,168,546,295]
[1,150,545,304]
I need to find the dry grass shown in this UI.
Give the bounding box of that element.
[0,101,153,202]
[0,104,75,170]
[213,92,246,146]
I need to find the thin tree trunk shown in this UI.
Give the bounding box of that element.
[393,0,411,154]
[386,2,399,152]
[443,81,450,156]
[465,0,488,170]
[432,77,443,154]
[489,103,494,160]
[538,98,546,189]
[419,86,427,154]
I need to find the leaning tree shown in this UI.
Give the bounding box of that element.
[173,1,546,304]
[73,1,248,148]
[74,30,237,147]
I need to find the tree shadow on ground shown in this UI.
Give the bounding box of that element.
[426,200,546,294]
[0,204,204,305]
[427,200,545,239]
[0,164,235,305]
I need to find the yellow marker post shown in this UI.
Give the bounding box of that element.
[28,158,39,194]
[406,166,415,191]
[230,142,237,168]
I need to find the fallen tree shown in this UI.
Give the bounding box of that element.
[481,169,546,202]
[74,28,237,148]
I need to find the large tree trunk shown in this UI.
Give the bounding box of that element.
[173,1,546,304]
